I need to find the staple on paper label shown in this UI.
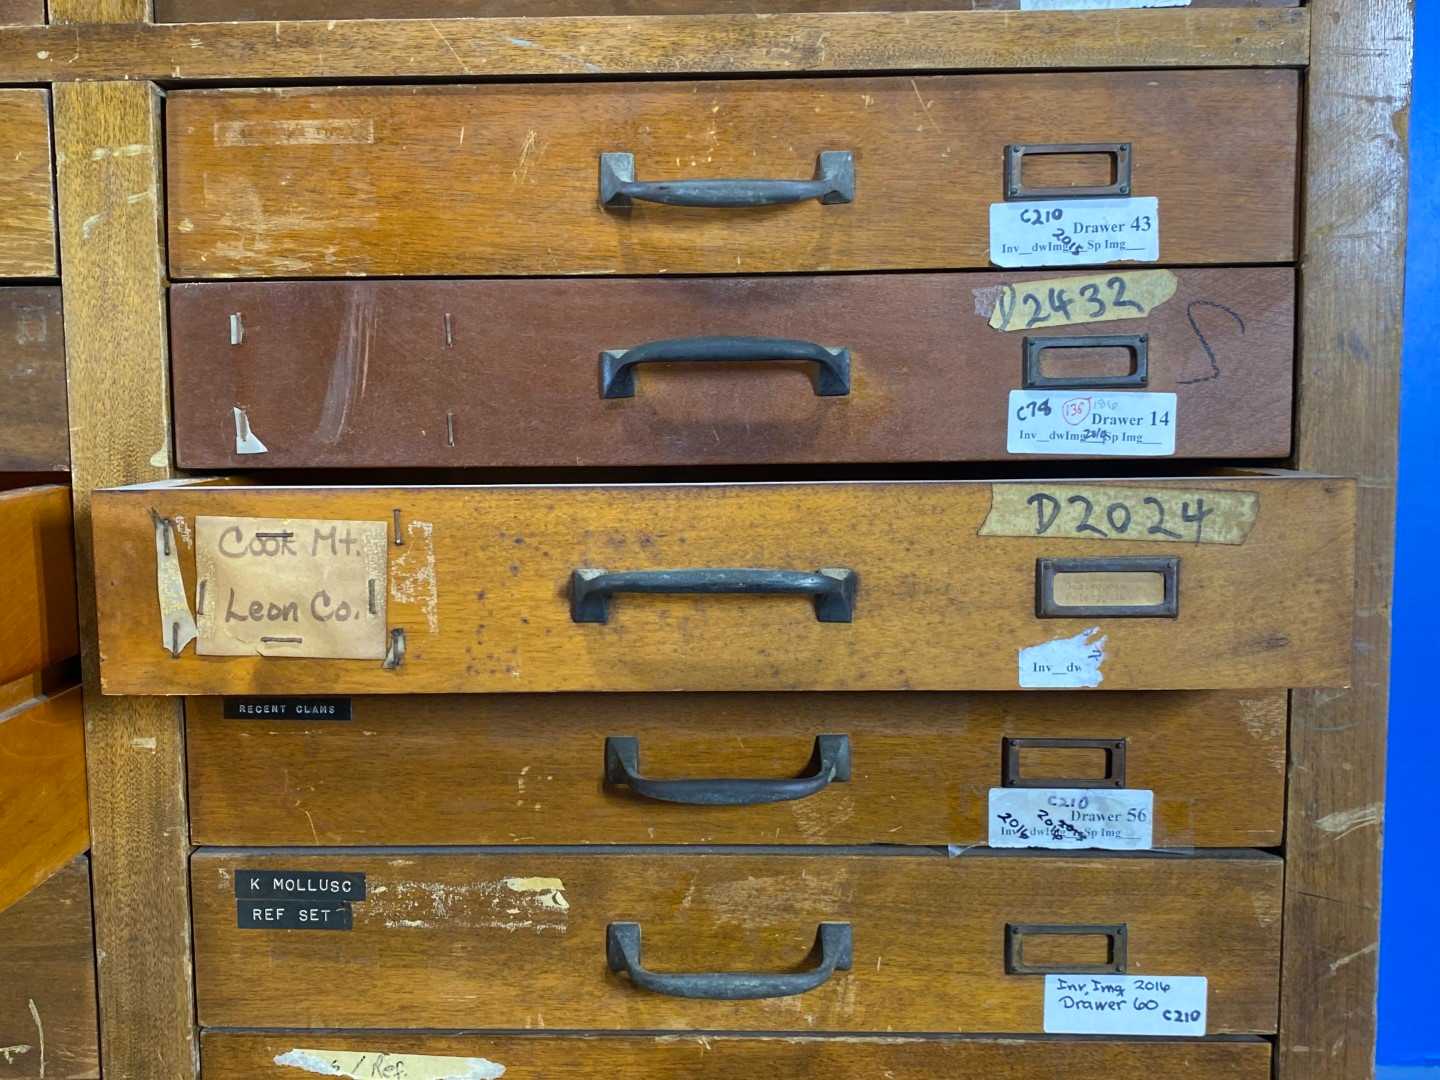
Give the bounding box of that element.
[152,511,197,656]
[1008,391,1175,456]
[275,1049,506,1079]
[985,269,1177,332]
[980,484,1257,544]
[1019,626,1107,688]
[1043,974,1207,1036]
[233,406,269,455]
[990,197,1158,268]
[990,788,1153,850]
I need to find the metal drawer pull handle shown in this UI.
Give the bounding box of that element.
[600,150,855,208]
[1002,737,1127,790]
[1006,923,1129,975]
[607,921,853,1000]
[1036,556,1180,619]
[571,567,858,624]
[601,336,851,399]
[1005,142,1132,201]
[604,734,851,805]
[1023,334,1149,390]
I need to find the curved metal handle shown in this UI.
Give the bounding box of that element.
[601,336,851,399]
[600,151,855,208]
[607,921,853,1000]
[570,567,858,624]
[604,734,851,805]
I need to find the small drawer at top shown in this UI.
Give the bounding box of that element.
[165,70,1298,279]
[170,268,1293,468]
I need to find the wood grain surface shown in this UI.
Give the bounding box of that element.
[170,269,1294,468]
[0,688,87,918]
[201,1031,1273,1080]
[1281,0,1415,1077]
[0,91,56,280]
[54,81,199,1080]
[0,1,45,25]
[0,857,100,1080]
[0,289,69,474]
[92,477,1353,695]
[165,71,1298,279]
[0,11,1311,84]
[193,850,1281,1033]
[49,0,152,21]
[0,486,79,687]
[187,689,1285,848]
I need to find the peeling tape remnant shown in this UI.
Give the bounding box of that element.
[152,510,198,657]
[233,406,270,455]
[275,1048,505,1079]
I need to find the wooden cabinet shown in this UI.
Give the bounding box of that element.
[91,476,1352,695]
[194,850,1281,1033]
[0,487,79,687]
[0,90,55,279]
[0,288,68,473]
[170,269,1293,468]
[165,71,1298,278]
[187,689,1286,848]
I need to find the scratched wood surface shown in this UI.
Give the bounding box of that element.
[0,289,69,474]
[0,487,79,688]
[157,0,1297,16]
[165,71,1298,279]
[187,689,1286,848]
[0,1,44,25]
[1280,1,1415,1078]
[170,269,1294,468]
[202,1032,1273,1079]
[54,82,199,1080]
[0,857,100,1080]
[193,850,1281,1033]
[0,91,56,280]
[92,477,1353,695]
[0,688,88,918]
[0,11,1311,84]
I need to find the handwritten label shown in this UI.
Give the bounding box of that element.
[1019,626,1106,688]
[991,197,1158,268]
[196,516,388,659]
[987,270,1177,332]
[1044,974,1207,1036]
[990,788,1153,850]
[1008,391,1175,456]
[980,485,1257,545]
[274,1049,507,1080]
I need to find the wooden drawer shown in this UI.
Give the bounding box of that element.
[0,90,56,279]
[195,850,1280,1032]
[0,486,79,687]
[0,857,100,1080]
[165,71,1297,279]
[0,2,44,27]
[170,268,1293,469]
[200,1031,1273,1080]
[93,476,1353,694]
[0,288,68,473]
[188,690,1285,848]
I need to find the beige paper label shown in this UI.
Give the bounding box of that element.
[986,269,1178,332]
[196,516,388,659]
[274,1049,505,1079]
[980,485,1257,545]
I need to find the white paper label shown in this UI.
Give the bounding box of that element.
[1008,390,1176,456]
[1044,974,1207,1036]
[1019,626,1106,688]
[1021,0,1189,9]
[989,788,1153,850]
[990,197,1159,268]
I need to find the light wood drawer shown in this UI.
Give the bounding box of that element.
[187,690,1285,848]
[0,90,55,279]
[200,1031,1273,1080]
[92,476,1353,694]
[0,857,100,1080]
[170,269,1293,469]
[165,71,1297,279]
[195,850,1281,1033]
[0,288,68,473]
[0,486,79,687]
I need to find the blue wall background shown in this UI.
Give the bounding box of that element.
[1378,2,1438,1071]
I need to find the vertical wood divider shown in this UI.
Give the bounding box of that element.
[54,80,197,1079]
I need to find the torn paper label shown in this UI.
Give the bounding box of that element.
[991,197,1158,268]
[1043,974,1206,1036]
[152,510,197,656]
[986,269,1177,332]
[1019,626,1106,688]
[195,516,388,659]
[274,1049,505,1079]
[233,406,269,455]
[990,788,1153,850]
[1008,391,1176,456]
